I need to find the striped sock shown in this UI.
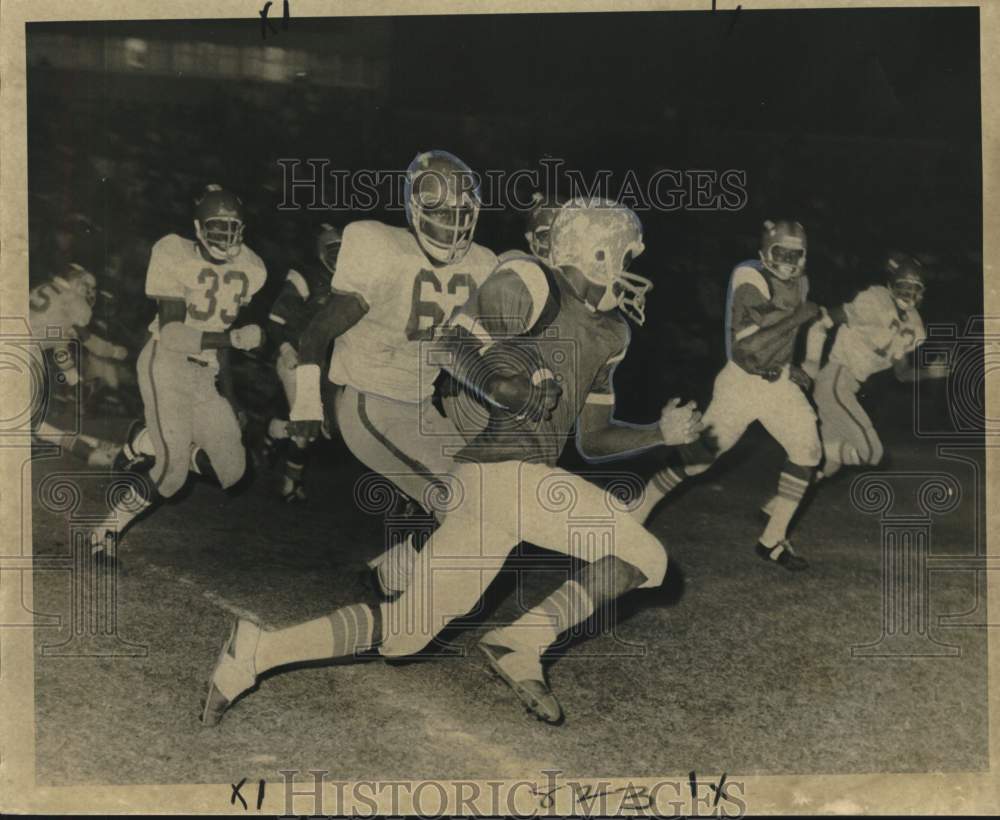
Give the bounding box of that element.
[760,462,813,548]
[253,603,376,673]
[495,580,596,656]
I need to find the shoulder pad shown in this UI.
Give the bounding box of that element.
[730,263,770,298]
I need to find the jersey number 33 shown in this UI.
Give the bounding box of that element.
[188,268,250,324]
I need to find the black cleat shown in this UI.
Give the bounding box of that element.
[112,419,154,474]
[479,631,563,725]
[755,540,809,571]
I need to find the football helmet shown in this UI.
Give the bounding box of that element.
[886,251,926,310]
[55,263,98,307]
[405,150,480,265]
[524,192,564,263]
[194,184,245,262]
[548,198,652,325]
[760,219,807,280]
[316,223,342,274]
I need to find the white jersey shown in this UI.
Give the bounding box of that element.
[327,221,497,401]
[830,285,926,382]
[145,234,267,367]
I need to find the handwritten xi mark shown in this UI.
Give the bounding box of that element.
[259,0,291,40]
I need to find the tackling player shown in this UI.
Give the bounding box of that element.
[91,185,267,554]
[759,252,944,516]
[263,223,342,502]
[201,199,701,727]
[634,219,824,570]
[29,263,126,466]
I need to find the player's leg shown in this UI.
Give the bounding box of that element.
[93,342,193,551]
[192,370,247,490]
[272,345,309,501]
[202,602,383,726]
[204,463,509,725]
[635,361,753,523]
[481,464,668,722]
[34,421,119,467]
[755,376,822,569]
[337,388,462,596]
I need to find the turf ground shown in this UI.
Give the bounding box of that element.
[29,387,988,786]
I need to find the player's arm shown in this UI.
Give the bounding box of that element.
[575,342,702,462]
[442,265,561,421]
[76,327,128,361]
[268,268,312,350]
[155,299,262,353]
[286,289,368,434]
[731,289,819,375]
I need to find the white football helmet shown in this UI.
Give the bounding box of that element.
[548,198,652,324]
[405,150,480,265]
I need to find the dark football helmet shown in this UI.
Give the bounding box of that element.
[886,251,926,310]
[316,223,342,274]
[524,192,565,263]
[194,184,245,262]
[760,219,807,280]
[404,150,480,265]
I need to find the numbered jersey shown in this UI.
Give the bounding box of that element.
[28,281,92,345]
[145,234,267,366]
[327,221,497,401]
[831,285,926,382]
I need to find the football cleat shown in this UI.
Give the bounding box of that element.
[479,630,563,725]
[201,618,261,726]
[755,539,809,571]
[112,419,154,474]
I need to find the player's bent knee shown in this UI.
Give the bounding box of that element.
[626,529,668,589]
[868,439,885,466]
[156,469,187,499]
[216,451,246,489]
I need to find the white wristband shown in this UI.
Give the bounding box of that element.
[289,364,323,420]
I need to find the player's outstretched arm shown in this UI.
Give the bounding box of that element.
[156,299,263,353]
[77,327,128,361]
[576,397,703,463]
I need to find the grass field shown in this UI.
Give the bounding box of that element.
[29,389,988,786]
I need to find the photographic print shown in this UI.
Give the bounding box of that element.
[1,0,996,814]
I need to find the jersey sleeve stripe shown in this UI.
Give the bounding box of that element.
[451,312,495,352]
[734,323,760,341]
[268,313,287,325]
[503,259,551,332]
[286,269,310,300]
[585,391,616,405]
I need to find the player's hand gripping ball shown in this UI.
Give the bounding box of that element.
[659,397,703,445]
[488,371,563,422]
[230,324,263,351]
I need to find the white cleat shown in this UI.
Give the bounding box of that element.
[201,619,262,726]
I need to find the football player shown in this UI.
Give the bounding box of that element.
[286,150,498,516]
[90,185,267,554]
[201,200,700,727]
[263,223,342,502]
[634,219,824,570]
[759,253,943,515]
[29,263,127,466]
